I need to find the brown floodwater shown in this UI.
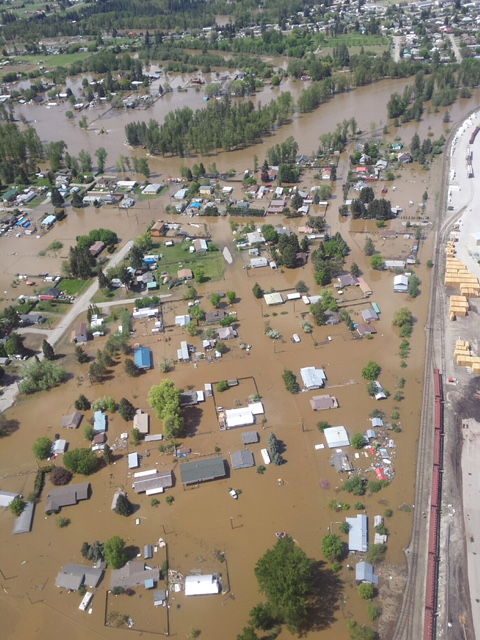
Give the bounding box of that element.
[0,80,476,640]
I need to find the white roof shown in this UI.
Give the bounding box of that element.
[248,401,264,415]
[324,426,350,449]
[52,439,67,454]
[393,274,409,285]
[0,491,20,507]
[300,367,326,389]
[128,452,140,469]
[225,407,255,428]
[264,292,284,306]
[250,257,268,268]
[286,292,301,300]
[184,574,220,596]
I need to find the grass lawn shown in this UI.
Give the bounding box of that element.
[36,300,72,314]
[155,242,224,283]
[59,278,90,296]
[318,34,391,47]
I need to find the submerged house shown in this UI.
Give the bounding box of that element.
[346,514,368,552]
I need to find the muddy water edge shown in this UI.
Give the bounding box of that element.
[0,79,473,640]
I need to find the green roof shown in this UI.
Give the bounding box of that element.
[180,457,226,484]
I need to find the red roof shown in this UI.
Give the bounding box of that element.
[375,468,388,481]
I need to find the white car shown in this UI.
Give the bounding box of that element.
[229,488,238,500]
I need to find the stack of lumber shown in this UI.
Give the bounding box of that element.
[450,295,470,320]
[445,256,480,296]
[454,339,480,373]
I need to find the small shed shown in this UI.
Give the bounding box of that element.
[356,561,379,585]
[61,411,83,429]
[134,409,150,434]
[230,450,255,470]
[52,439,67,455]
[242,431,259,445]
[310,395,338,411]
[89,240,105,257]
[371,417,383,427]
[128,452,140,469]
[71,322,88,343]
[144,545,154,559]
[154,589,167,606]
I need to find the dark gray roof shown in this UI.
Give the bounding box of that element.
[180,457,226,484]
[144,545,153,559]
[241,431,259,445]
[205,310,227,323]
[133,470,173,493]
[153,589,167,604]
[13,500,35,534]
[46,483,90,513]
[230,450,255,470]
[110,562,160,589]
[61,411,83,429]
[56,563,103,590]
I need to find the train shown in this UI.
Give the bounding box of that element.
[424,368,444,640]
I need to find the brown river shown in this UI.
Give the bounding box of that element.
[0,75,476,640]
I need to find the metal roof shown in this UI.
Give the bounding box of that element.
[347,514,369,552]
[13,500,35,534]
[300,367,326,390]
[356,561,379,585]
[230,450,255,470]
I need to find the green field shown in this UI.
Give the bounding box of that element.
[156,242,225,283]
[20,51,92,70]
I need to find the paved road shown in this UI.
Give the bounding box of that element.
[0,241,134,413]
[392,35,403,63]
[448,34,462,63]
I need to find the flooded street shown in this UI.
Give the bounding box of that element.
[0,76,476,639]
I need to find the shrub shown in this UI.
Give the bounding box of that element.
[367,605,382,621]
[84,425,95,441]
[166,495,175,505]
[351,433,366,449]
[354,502,365,510]
[92,396,117,413]
[358,583,374,600]
[322,533,345,562]
[368,480,383,493]
[75,394,91,410]
[50,467,73,486]
[384,509,393,518]
[10,496,26,516]
[19,359,67,394]
[366,543,387,564]
[56,516,70,528]
[257,465,266,474]
[340,522,351,534]
[217,380,229,392]
[362,361,381,381]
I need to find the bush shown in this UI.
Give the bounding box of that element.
[366,543,387,564]
[368,480,383,493]
[92,396,117,413]
[317,421,331,432]
[217,380,229,392]
[166,495,175,505]
[367,605,381,622]
[322,533,345,562]
[19,360,67,394]
[50,467,73,486]
[384,509,393,518]
[340,522,351,534]
[257,465,266,474]
[354,502,365,510]
[56,516,70,528]
[131,428,141,446]
[84,425,95,441]
[358,583,374,600]
[10,496,26,516]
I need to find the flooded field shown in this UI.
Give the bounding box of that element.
[0,76,476,639]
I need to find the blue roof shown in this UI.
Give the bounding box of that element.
[356,561,379,585]
[94,411,107,432]
[135,347,153,369]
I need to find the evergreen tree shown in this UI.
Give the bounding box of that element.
[42,339,55,361]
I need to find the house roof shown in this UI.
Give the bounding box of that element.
[264,292,284,306]
[56,563,103,590]
[134,347,153,369]
[94,411,107,432]
[177,268,193,280]
[230,449,255,470]
[241,431,259,445]
[61,411,83,429]
[324,426,350,448]
[356,561,379,585]
[393,274,409,286]
[356,323,377,336]
[46,483,90,513]
[218,326,237,340]
[310,395,339,411]
[134,409,150,434]
[128,452,140,469]
[225,407,255,428]
[180,457,226,484]
[347,514,369,552]
[331,452,354,472]
[133,470,173,493]
[205,310,227,323]
[184,574,220,596]
[362,309,379,323]
[0,490,20,507]
[13,500,35,534]
[300,367,327,389]
[110,562,160,589]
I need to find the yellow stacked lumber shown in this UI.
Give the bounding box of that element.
[445,256,480,293]
[450,295,470,308]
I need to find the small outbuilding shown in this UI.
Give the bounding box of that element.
[263,292,284,306]
[177,268,193,280]
[230,449,255,470]
[356,561,379,585]
[310,395,338,411]
[134,346,153,370]
[134,409,150,434]
[241,431,259,445]
[71,322,88,343]
[362,309,379,323]
[393,274,409,293]
[61,411,83,429]
[300,367,327,390]
[94,411,107,432]
[128,452,140,469]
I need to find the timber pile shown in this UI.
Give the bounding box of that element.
[454,339,480,374]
